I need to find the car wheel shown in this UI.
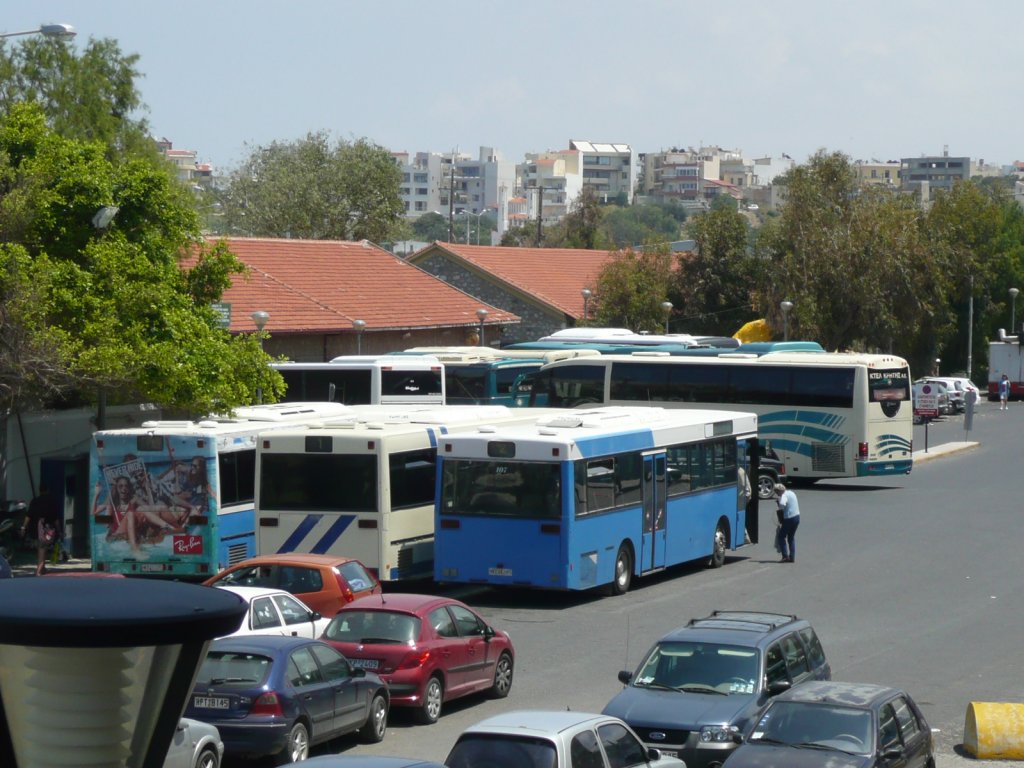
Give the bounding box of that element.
[757,472,776,500]
[416,675,443,724]
[195,745,219,768]
[491,652,514,698]
[709,522,727,568]
[608,544,632,596]
[278,721,309,765]
[361,692,388,743]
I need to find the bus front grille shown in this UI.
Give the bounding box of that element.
[811,443,845,473]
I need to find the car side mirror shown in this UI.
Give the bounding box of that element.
[310,611,322,621]
[483,625,495,641]
[882,746,902,760]
[767,679,791,696]
[618,670,633,685]
[351,666,366,678]
[646,747,663,761]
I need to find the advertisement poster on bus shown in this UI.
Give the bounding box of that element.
[90,436,216,572]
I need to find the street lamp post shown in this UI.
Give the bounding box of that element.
[660,301,673,335]
[581,288,592,323]
[476,308,489,347]
[251,311,269,404]
[0,23,76,40]
[352,319,366,354]
[934,358,941,376]
[780,300,794,341]
[1011,288,1020,335]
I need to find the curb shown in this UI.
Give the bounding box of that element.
[912,441,978,465]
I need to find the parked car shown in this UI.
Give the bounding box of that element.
[163,718,223,768]
[184,635,389,764]
[213,585,331,639]
[320,593,514,724]
[285,758,446,767]
[757,443,788,500]
[204,553,381,617]
[724,681,934,768]
[446,710,685,768]
[602,611,831,768]
[927,376,979,413]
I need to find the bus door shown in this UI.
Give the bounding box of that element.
[640,452,667,572]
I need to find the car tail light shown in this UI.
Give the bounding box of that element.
[858,442,868,459]
[778,464,786,474]
[250,692,284,717]
[334,573,356,603]
[397,650,431,670]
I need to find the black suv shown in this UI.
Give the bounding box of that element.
[756,444,787,500]
[602,611,831,768]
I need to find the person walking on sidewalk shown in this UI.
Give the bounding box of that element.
[774,483,801,563]
[999,374,1010,410]
[22,483,61,576]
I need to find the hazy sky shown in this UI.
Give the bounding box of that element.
[11,1,1024,171]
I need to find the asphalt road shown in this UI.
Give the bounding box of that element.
[303,401,1016,767]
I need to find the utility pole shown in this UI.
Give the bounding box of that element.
[536,185,544,244]
[447,161,455,242]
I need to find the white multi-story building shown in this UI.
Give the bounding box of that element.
[516,150,584,230]
[569,139,636,205]
[395,147,515,243]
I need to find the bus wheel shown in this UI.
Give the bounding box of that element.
[609,544,632,595]
[709,522,727,568]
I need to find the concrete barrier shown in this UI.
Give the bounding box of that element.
[964,701,1024,759]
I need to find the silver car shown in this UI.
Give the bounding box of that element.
[446,710,686,768]
[163,718,223,768]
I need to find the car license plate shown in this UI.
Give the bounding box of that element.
[350,658,380,670]
[488,567,512,577]
[659,750,678,759]
[193,696,229,709]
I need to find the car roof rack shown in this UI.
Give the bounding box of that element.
[688,610,799,633]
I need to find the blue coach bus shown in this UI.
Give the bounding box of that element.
[434,406,759,594]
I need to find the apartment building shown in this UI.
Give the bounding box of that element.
[854,160,900,188]
[569,139,636,205]
[899,151,970,193]
[517,150,584,230]
[156,138,213,188]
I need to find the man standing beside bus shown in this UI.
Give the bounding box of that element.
[774,483,800,563]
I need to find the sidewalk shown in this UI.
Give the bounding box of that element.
[912,440,978,465]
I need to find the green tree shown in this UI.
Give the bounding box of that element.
[680,206,757,334]
[546,187,607,249]
[602,202,685,248]
[592,245,675,331]
[0,102,280,413]
[754,150,955,370]
[0,35,152,160]
[219,131,404,243]
[412,211,449,242]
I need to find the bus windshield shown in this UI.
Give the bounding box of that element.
[443,460,561,519]
[869,368,911,402]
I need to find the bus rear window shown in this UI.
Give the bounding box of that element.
[442,460,560,519]
[869,368,910,402]
[381,369,443,397]
[260,453,376,511]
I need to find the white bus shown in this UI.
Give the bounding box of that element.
[255,406,546,581]
[528,351,913,480]
[89,402,354,578]
[273,355,445,406]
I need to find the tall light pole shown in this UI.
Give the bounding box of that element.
[581,288,592,323]
[251,310,269,404]
[780,300,794,341]
[476,308,488,347]
[1011,288,1019,334]
[0,23,76,40]
[352,319,366,354]
[660,301,673,335]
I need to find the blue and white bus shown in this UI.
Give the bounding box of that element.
[526,351,913,480]
[434,406,759,594]
[89,402,351,578]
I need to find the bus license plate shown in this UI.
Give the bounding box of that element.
[140,563,166,572]
[488,567,512,577]
[350,658,380,670]
[193,696,229,709]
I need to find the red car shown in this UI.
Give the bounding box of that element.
[203,553,381,617]
[320,593,514,724]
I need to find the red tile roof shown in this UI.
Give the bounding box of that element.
[193,238,519,334]
[410,243,615,318]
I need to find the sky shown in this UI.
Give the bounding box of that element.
[10,1,1024,172]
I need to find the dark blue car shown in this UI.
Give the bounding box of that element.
[185,635,389,764]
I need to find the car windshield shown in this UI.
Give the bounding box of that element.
[749,701,872,754]
[196,651,272,686]
[633,641,759,694]
[323,610,420,644]
[446,734,557,768]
